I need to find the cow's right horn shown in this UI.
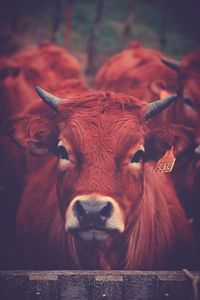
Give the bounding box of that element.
[35,86,61,110]
[145,94,178,120]
[161,57,181,72]
[195,144,200,154]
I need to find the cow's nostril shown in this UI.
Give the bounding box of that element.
[75,200,86,217]
[73,199,113,224]
[100,202,113,219]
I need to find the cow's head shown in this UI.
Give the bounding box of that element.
[6,87,178,243]
[161,52,200,128]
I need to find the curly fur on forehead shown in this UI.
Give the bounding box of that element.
[58,90,146,116]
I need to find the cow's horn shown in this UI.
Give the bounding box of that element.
[195,144,200,155]
[161,57,181,72]
[35,86,61,110]
[145,94,178,120]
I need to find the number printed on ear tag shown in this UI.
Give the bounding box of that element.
[154,145,176,173]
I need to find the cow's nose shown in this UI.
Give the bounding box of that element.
[73,200,113,226]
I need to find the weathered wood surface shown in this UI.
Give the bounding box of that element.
[0,270,199,300]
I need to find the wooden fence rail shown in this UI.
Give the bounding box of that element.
[0,270,199,300]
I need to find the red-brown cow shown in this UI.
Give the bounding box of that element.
[95,44,200,236]
[0,43,81,121]
[161,50,200,130]
[4,87,194,270]
[95,42,178,102]
[0,44,84,268]
[161,51,200,254]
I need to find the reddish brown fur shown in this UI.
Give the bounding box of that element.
[96,44,200,243]
[172,50,200,130]
[5,90,193,270]
[95,42,177,102]
[0,43,82,121]
[145,124,198,218]
[0,44,85,267]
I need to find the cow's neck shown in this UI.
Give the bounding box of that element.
[125,164,177,270]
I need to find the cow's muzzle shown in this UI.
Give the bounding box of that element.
[65,194,125,241]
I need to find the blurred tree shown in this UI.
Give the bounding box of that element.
[122,0,136,47]
[86,0,107,75]
[51,0,66,43]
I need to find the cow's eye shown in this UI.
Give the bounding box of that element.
[184,96,194,108]
[131,150,144,164]
[58,144,69,160]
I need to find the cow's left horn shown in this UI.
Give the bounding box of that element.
[35,86,61,110]
[145,94,178,120]
[161,57,181,72]
[195,144,200,154]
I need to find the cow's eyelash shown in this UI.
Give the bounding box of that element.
[131,149,144,163]
[58,145,69,160]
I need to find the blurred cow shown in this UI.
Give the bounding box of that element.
[95,42,178,102]
[0,43,81,121]
[95,43,200,229]
[0,44,85,268]
[3,87,194,270]
[161,50,200,130]
[162,51,200,260]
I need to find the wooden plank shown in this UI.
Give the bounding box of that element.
[156,273,192,300]
[58,274,94,300]
[0,274,28,300]
[29,274,58,281]
[93,275,124,300]
[124,274,157,300]
[0,270,199,300]
[26,278,58,300]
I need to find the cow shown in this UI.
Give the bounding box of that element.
[161,51,200,257]
[96,44,200,130]
[3,87,194,270]
[95,44,200,235]
[0,44,85,268]
[95,42,178,102]
[161,50,200,130]
[0,42,81,122]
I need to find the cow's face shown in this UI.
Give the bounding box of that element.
[6,89,177,242]
[161,55,200,129]
[179,78,200,128]
[55,109,146,241]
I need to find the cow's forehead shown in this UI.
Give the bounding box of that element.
[57,91,146,145]
[59,106,145,155]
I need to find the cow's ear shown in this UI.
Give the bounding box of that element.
[149,79,168,97]
[4,114,58,155]
[145,124,196,161]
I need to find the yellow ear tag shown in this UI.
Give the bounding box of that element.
[160,89,171,99]
[154,145,176,173]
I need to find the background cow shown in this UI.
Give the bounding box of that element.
[161,49,200,130]
[0,43,81,122]
[3,87,194,270]
[95,42,178,103]
[95,44,200,237]
[0,45,85,268]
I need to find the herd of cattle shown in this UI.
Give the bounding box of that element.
[0,41,199,270]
